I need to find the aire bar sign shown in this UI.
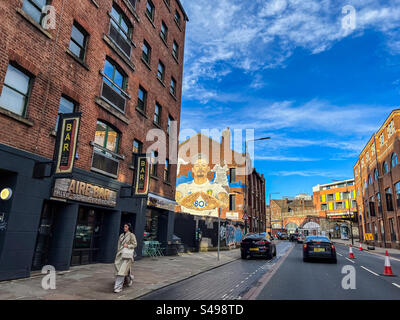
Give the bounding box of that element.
[135,155,150,195]
[55,113,81,174]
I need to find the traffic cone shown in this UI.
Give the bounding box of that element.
[359,243,363,251]
[383,250,395,276]
[348,244,355,259]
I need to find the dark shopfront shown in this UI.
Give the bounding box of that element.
[0,144,151,281]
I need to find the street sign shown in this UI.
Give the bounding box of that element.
[364,233,374,241]
[243,213,249,220]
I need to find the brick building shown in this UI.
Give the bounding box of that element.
[246,168,266,234]
[0,0,187,280]
[313,179,358,239]
[354,109,400,249]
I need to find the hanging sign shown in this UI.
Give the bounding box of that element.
[135,155,150,195]
[54,113,81,174]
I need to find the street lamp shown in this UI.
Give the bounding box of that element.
[269,192,280,235]
[244,137,271,234]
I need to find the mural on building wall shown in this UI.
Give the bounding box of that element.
[219,223,244,245]
[176,154,229,217]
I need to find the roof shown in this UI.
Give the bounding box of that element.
[176,0,189,21]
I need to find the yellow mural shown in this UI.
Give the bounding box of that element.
[176,154,229,217]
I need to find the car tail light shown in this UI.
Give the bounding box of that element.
[303,244,307,249]
[331,245,335,250]
[258,240,270,245]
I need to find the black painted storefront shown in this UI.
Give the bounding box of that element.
[0,144,175,281]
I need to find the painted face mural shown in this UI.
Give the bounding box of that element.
[176,155,229,217]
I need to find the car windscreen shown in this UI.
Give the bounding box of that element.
[306,236,330,243]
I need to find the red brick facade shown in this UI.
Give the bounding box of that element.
[0,0,187,199]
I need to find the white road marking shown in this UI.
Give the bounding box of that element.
[345,258,355,264]
[221,294,227,299]
[392,283,400,289]
[361,266,380,277]
[337,253,343,257]
[235,284,239,288]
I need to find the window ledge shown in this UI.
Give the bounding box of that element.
[136,107,148,118]
[141,57,152,71]
[153,121,162,129]
[150,175,159,180]
[103,34,135,72]
[160,35,169,48]
[16,8,52,40]
[90,141,125,160]
[90,0,99,8]
[95,96,130,125]
[157,77,166,87]
[66,49,90,70]
[0,106,34,127]
[122,0,141,23]
[164,180,172,186]
[145,13,156,29]
[163,0,171,12]
[91,167,118,179]
[169,91,177,101]
[172,53,179,64]
[174,19,182,32]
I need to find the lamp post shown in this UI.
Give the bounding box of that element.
[243,137,271,234]
[269,192,280,235]
[244,137,270,234]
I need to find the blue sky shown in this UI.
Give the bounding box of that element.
[178,0,400,201]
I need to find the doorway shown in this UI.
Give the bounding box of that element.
[70,207,104,266]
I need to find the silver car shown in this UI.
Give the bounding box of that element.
[297,233,306,243]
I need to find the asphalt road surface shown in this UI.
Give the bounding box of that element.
[139,241,293,300]
[256,241,400,300]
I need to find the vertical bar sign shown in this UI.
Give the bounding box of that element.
[135,155,150,195]
[55,113,81,174]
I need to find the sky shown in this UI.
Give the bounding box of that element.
[178,0,400,202]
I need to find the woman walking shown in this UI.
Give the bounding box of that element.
[114,223,137,293]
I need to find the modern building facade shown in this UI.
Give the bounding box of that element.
[0,0,187,280]
[313,179,358,239]
[354,109,400,249]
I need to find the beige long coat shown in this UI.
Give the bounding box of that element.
[114,231,137,276]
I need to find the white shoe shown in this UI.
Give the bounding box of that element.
[114,288,122,293]
[128,278,133,287]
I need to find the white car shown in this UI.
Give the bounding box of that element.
[297,234,306,243]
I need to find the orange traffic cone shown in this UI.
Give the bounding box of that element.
[348,244,355,259]
[383,250,395,276]
[359,243,363,251]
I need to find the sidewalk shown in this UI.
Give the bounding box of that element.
[0,249,240,300]
[332,238,400,260]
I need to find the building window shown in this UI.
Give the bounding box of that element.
[377,192,382,215]
[369,196,376,217]
[373,223,378,241]
[387,119,395,137]
[380,133,384,147]
[0,64,32,116]
[167,115,173,135]
[102,58,127,112]
[174,10,181,27]
[154,103,161,126]
[172,41,179,59]
[380,220,385,242]
[368,175,373,185]
[164,159,170,182]
[389,218,397,242]
[395,182,400,209]
[383,161,389,175]
[142,40,151,64]
[366,151,369,163]
[22,0,47,24]
[150,150,158,177]
[229,168,236,183]
[157,61,165,81]
[160,21,168,42]
[392,153,398,168]
[170,77,176,96]
[137,86,147,112]
[229,194,236,211]
[92,121,120,177]
[55,96,77,131]
[374,168,379,181]
[128,0,137,10]
[110,4,132,57]
[69,22,88,61]
[385,188,394,212]
[132,139,142,154]
[146,0,155,21]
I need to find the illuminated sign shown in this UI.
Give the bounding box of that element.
[55,113,81,174]
[135,155,150,195]
[0,188,12,201]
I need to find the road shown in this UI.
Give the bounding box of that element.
[256,241,400,300]
[139,241,293,300]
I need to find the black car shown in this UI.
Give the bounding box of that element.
[278,232,288,240]
[240,233,277,259]
[289,233,298,242]
[303,236,337,263]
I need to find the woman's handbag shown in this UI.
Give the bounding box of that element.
[121,247,134,260]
